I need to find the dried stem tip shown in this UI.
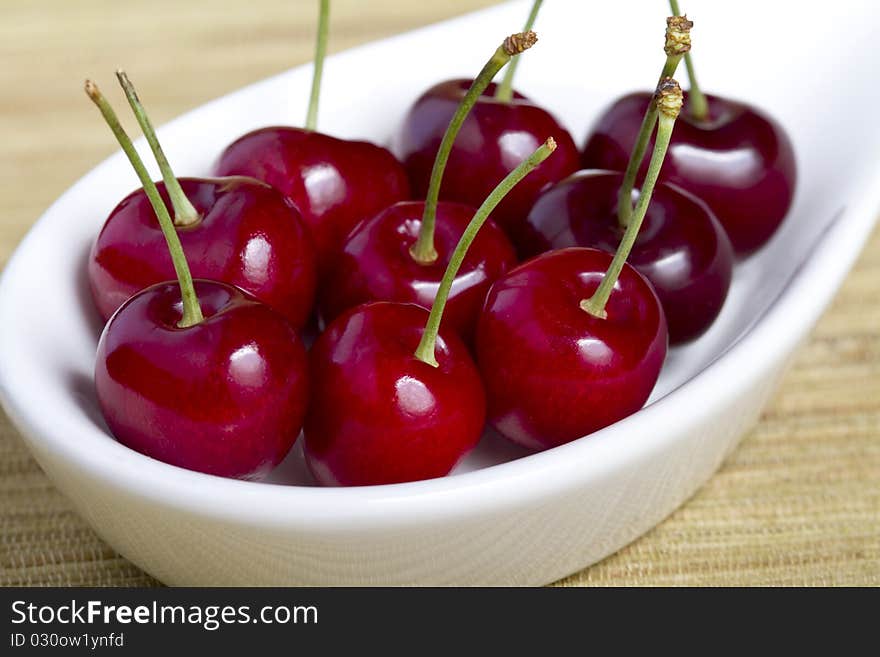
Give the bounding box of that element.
[664,15,693,56]
[655,77,684,118]
[503,30,538,55]
[84,79,100,100]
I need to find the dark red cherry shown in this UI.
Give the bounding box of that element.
[304,302,485,486]
[582,92,796,256]
[476,247,667,451]
[88,176,317,329]
[319,200,516,341]
[522,170,733,343]
[393,79,579,247]
[95,280,309,480]
[214,127,410,272]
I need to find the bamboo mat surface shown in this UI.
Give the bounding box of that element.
[0,0,877,587]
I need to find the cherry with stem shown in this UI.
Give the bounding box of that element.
[89,71,317,329]
[524,63,732,343]
[477,82,684,451]
[304,139,556,487]
[87,80,308,479]
[410,30,537,264]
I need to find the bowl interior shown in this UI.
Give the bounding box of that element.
[1,0,878,492]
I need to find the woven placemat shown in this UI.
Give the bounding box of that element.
[1,0,878,587]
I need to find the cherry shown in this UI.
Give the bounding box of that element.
[522,172,732,343]
[88,73,316,329]
[87,80,308,479]
[319,33,539,339]
[476,80,686,450]
[522,20,733,344]
[303,302,484,486]
[214,0,409,273]
[582,6,796,256]
[477,247,666,450]
[582,94,795,257]
[393,1,579,250]
[96,281,308,479]
[304,139,556,486]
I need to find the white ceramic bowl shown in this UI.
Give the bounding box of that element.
[1,0,878,585]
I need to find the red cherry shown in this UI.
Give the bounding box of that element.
[522,171,733,343]
[89,176,317,329]
[320,201,515,341]
[582,92,796,257]
[476,247,667,450]
[303,302,485,486]
[394,79,579,246]
[214,127,409,271]
[96,281,308,479]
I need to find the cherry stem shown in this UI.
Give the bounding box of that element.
[617,15,691,226]
[494,0,543,102]
[582,79,683,319]
[85,80,203,328]
[305,0,330,131]
[669,0,709,121]
[410,31,538,265]
[116,70,200,228]
[414,137,557,367]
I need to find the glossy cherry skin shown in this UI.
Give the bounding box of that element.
[215,127,410,273]
[582,92,796,256]
[320,201,517,341]
[89,176,317,330]
[393,79,579,249]
[476,247,667,451]
[522,171,734,343]
[95,280,309,480]
[304,302,486,486]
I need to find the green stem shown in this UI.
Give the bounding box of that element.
[85,80,203,328]
[582,81,682,318]
[410,31,538,265]
[116,70,200,227]
[305,0,330,131]
[669,0,709,121]
[494,0,543,102]
[414,137,557,367]
[617,14,691,226]
[616,53,681,226]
